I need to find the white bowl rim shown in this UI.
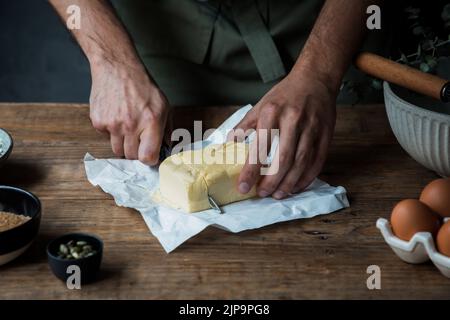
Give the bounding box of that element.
[384,81,450,121]
[0,128,13,158]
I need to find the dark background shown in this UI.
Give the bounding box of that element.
[0,0,447,103]
[0,0,90,103]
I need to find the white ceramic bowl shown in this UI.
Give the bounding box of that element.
[0,128,13,167]
[384,82,450,177]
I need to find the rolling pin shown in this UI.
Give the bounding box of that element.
[355,52,450,102]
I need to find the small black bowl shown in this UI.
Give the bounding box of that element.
[0,128,13,168]
[0,185,41,266]
[47,233,103,284]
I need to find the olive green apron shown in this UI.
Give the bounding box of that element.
[111,0,387,106]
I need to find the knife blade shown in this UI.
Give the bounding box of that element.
[208,195,223,214]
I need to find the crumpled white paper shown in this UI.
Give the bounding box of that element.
[84,105,350,253]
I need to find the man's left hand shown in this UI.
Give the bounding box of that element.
[230,66,337,199]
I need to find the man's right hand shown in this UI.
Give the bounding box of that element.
[48,0,169,165]
[89,60,169,165]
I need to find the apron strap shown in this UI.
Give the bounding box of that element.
[231,0,287,83]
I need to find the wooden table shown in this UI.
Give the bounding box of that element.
[0,103,449,299]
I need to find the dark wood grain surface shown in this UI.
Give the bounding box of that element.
[0,103,449,299]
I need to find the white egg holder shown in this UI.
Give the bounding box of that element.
[376,217,450,278]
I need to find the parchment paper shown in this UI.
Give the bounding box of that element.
[84,105,349,252]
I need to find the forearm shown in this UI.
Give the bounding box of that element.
[292,0,381,94]
[48,0,144,71]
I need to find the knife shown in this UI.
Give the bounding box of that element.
[208,195,223,214]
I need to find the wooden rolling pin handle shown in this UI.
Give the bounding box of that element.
[355,52,450,102]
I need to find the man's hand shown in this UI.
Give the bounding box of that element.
[48,0,168,165]
[231,66,336,199]
[90,60,169,164]
[232,0,377,199]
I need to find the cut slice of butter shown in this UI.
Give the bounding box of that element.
[158,142,257,213]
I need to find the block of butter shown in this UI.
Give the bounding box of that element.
[158,142,257,213]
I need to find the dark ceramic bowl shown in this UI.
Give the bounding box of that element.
[0,186,41,266]
[47,233,103,284]
[0,128,13,168]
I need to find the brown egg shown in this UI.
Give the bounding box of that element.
[420,178,450,218]
[391,199,441,241]
[437,220,450,257]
